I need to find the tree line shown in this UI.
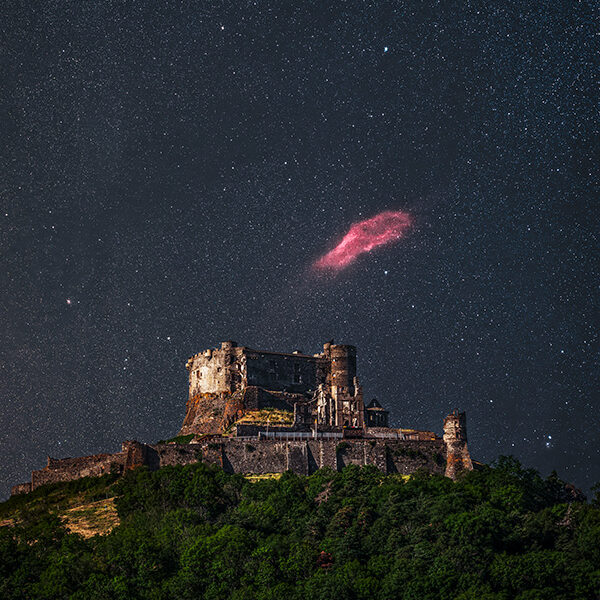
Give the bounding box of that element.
[1,457,599,599]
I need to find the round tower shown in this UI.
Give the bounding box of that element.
[330,344,357,393]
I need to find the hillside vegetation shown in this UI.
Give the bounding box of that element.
[1,458,599,599]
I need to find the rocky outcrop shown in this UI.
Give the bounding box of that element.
[179,387,307,436]
[179,391,239,436]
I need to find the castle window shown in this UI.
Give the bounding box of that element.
[293,363,302,384]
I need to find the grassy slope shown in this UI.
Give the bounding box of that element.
[0,473,120,537]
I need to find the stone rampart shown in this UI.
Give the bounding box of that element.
[151,437,447,477]
[10,482,32,496]
[13,434,455,496]
[31,451,126,489]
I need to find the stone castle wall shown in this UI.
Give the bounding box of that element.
[170,437,446,476]
[142,438,446,477]
[244,350,328,394]
[12,437,448,495]
[186,341,329,398]
[11,441,152,495]
[10,482,32,495]
[30,452,127,489]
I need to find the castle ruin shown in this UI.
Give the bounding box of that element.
[181,341,367,435]
[11,340,473,495]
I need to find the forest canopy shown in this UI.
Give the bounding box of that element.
[1,458,599,600]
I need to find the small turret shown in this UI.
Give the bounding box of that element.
[365,398,389,428]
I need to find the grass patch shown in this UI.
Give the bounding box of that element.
[244,473,283,483]
[234,408,294,426]
[0,473,119,534]
[61,498,119,538]
[0,473,118,522]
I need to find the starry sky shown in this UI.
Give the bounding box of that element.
[1,2,598,499]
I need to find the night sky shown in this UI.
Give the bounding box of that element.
[1,2,598,499]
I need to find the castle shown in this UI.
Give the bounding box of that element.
[182,341,369,435]
[11,341,473,496]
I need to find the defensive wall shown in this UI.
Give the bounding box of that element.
[12,437,449,495]
[155,437,447,475]
[11,441,149,496]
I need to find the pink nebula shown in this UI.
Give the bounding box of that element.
[313,210,412,271]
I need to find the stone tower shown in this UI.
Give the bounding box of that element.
[322,343,364,428]
[443,410,473,479]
